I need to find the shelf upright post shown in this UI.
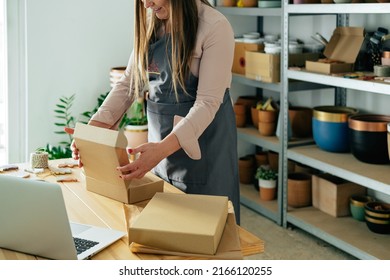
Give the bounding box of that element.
[334,14,349,107]
[280,0,289,228]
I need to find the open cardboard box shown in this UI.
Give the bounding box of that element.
[73,122,163,204]
[305,27,365,74]
[127,192,230,255]
[232,41,264,75]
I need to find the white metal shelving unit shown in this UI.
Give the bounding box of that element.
[282,3,390,259]
[216,6,333,226]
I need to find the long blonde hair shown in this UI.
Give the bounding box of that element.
[131,0,212,100]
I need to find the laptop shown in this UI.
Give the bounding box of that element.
[0,175,126,260]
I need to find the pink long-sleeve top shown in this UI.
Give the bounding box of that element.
[90,1,235,160]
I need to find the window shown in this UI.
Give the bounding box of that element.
[0,0,7,165]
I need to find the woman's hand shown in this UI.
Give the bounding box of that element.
[64,127,83,167]
[117,133,181,180]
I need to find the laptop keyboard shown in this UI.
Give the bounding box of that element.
[73,237,99,254]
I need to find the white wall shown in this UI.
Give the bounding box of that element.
[8,0,133,162]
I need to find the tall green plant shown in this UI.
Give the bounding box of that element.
[44,94,76,159]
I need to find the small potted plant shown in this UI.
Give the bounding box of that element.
[255,165,278,201]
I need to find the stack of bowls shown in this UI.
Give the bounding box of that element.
[109,67,126,88]
[350,195,373,222]
[348,114,390,164]
[312,106,358,153]
[365,201,390,234]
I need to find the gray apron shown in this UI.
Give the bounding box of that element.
[146,34,240,224]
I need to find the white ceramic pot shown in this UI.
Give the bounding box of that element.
[124,124,148,149]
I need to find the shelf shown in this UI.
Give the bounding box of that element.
[233,73,334,92]
[240,183,280,223]
[288,69,390,96]
[237,127,315,152]
[288,145,390,196]
[287,206,390,260]
[216,7,281,17]
[286,3,390,15]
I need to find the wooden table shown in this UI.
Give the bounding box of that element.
[0,160,264,260]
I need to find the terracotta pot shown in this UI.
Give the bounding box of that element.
[242,0,258,6]
[251,106,260,128]
[267,151,279,172]
[238,155,255,184]
[234,103,246,127]
[237,96,259,125]
[259,179,277,201]
[220,0,237,6]
[255,151,268,167]
[288,106,313,138]
[288,172,312,208]
[258,121,276,136]
[258,110,278,123]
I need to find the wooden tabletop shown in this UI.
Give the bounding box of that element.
[0,159,264,260]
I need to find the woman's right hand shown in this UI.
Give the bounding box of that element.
[64,127,83,167]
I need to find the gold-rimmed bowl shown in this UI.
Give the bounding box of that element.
[349,114,390,164]
[312,106,358,152]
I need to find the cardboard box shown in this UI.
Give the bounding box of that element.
[312,173,366,217]
[129,192,228,255]
[73,122,163,204]
[305,27,365,74]
[245,52,319,83]
[232,41,264,75]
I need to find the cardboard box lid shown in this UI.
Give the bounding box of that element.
[323,27,365,63]
[129,192,228,255]
[73,122,130,190]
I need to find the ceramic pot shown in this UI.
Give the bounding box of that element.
[350,195,373,222]
[124,124,148,149]
[312,106,358,153]
[110,67,126,88]
[259,179,277,201]
[251,106,260,128]
[220,0,237,6]
[288,172,312,208]
[255,151,268,167]
[365,201,390,234]
[234,103,246,127]
[258,121,276,136]
[289,106,313,138]
[237,96,259,126]
[258,110,278,123]
[349,114,390,164]
[238,155,255,184]
[242,0,258,6]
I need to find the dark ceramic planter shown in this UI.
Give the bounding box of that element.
[349,114,390,164]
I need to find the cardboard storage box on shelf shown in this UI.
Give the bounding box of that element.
[305,27,365,74]
[232,41,264,75]
[312,173,366,217]
[73,122,163,204]
[245,52,319,83]
[128,192,229,255]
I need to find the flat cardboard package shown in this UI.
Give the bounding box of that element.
[128,192,228,255]
[245,52,319,83]
[305,27,365,74]
[312,173,366,217]
[73,122,163,204]
[232,41,264,75]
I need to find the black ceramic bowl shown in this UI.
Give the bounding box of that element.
[348,114,390,164]
[365,201,390,234]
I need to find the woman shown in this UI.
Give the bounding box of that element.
[73,0,240,223]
